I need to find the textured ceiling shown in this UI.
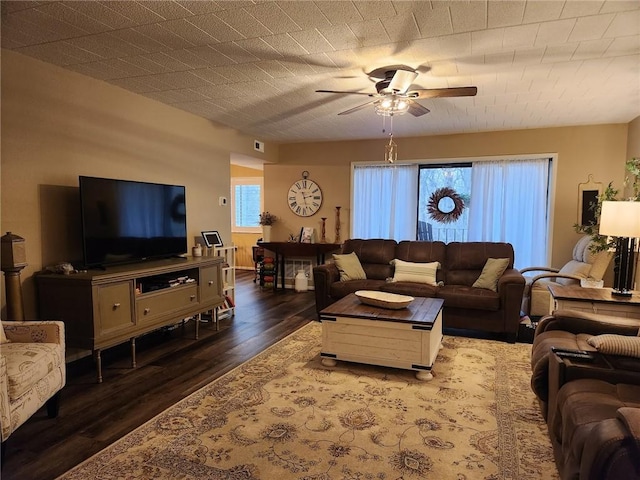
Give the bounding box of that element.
[2,1,639,144]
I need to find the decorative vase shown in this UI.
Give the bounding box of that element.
[294,269,308,292]
[320,217,327,243]
[262,225,272,242]
[335,206,341,244]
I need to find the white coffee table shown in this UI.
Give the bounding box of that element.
[319,293,444,381]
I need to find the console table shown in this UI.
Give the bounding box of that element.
[548,284,640,319]
[258,242,341,291]
[36,256,224,382]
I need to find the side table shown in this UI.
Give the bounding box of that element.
[548,284,640,319]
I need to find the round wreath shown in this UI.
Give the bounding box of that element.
[427,187,465,224]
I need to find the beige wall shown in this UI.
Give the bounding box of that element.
[230,164,263,269]
[0,50,277,318]
[626,116,640,198]
[627,116,640,160]
[268,124,629,270]
[625,115,640,284]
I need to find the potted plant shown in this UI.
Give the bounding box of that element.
[259,212,277,242]
[574,158,640,253]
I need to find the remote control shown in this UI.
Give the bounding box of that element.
[553,350,595,361]
[551,347,591,356]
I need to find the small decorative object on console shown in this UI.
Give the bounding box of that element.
[201,230,223,248]
[300,227,314,243]
[580,277,604,288]
[355,290,414,309]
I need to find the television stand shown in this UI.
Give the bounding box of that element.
[36,256,224,383]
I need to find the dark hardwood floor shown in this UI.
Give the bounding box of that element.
[2,271,316,479]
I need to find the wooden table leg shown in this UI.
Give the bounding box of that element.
[280,254,286,290]
[130,337,136,368]
[94,349,103,384]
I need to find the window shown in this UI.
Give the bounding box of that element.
[352,164,418,241]
[352,157,552,269]
[231,177,262,233]
[418,164,472,243]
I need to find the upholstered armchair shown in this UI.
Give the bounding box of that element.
[520,235,612,317]
[0,321,66,447]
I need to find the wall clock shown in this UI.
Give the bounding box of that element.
[288,171,323,217]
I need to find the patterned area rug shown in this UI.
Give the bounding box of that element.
[58,321,558,480]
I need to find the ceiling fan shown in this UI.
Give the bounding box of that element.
[316,66,477,117]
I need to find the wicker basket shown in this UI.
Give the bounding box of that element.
[355,290,414,309]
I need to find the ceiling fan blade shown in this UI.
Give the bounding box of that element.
[411,86,478,98]
[408,101,430,117]
[316,89,374,96]
[388,70,418,94]
[337,100,377,115]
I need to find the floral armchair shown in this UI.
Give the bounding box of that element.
[0,321,66,446]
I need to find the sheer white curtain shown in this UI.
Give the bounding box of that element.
[467,158,550,269]
[353,164,418,241]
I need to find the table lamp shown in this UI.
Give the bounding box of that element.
[598,201,640,296]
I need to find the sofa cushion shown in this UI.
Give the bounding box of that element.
[554,380,640,461]
[390,259,440,285]
[472,258,510,291]
[445,242,514,287]
[446,242,514,270]
[333,252,366,281]
[381,282,439,298]
[342,239,396,280]
[330,279,387,299]
[437,285,500,311]
[395,241,447,283]
[2,342,64,400]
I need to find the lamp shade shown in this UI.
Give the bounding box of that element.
[599,201,640,238]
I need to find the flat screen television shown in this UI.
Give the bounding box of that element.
[79,176,187,268]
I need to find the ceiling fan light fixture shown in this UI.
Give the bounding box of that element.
[374,95,410,117]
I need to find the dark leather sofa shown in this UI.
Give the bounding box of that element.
[313,238,526,342]
[530,310,640,480]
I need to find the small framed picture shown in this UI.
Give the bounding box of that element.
[201,230,223,248]
[577,175,603,227]
[299,227,314,243]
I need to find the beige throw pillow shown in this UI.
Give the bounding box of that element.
[333,252,366,281]
[472,258,510,292]
[587,334,640,358]
[390,259,440,286]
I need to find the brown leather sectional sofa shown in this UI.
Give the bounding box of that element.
[530,310,640,480]
[313,238,526,342]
